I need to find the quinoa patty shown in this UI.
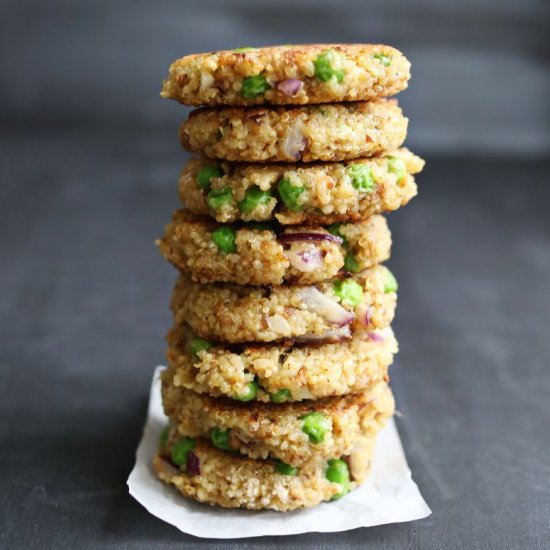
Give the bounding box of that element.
[157,210,391,285]
[165,324,397,402]
[161,44,410,107]
[179,148,423,225]
[154,427,378,510]
[170,265,397,344]
[162,378,394,467]
[180,100,407,163]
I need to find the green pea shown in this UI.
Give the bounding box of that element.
[313,49,345,83]
[190,337,212,359]
[373,53,392,67]
[277,178,305,211]
[300,412,330,444]
[211,427,232,451]
[347,164,374,192]
[241,74,271,98]
[326,459,351,499]
[387,156,407,184]
[238,186,273,214]
[234,47,256,52]
[344,253,360,273]
[211,226,237,254]
[269,388,291,403]
[383,268,398,294]
[274,459,298,476]
[196,165,223,191]
[159,426,170,447]
[235,381,258,402]
[207,186,233,210]
[171,436,196,467]
[333,279,363,307]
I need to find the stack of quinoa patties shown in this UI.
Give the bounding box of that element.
[154,44,424,511]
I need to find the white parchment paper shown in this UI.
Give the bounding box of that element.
[127,367,431,538]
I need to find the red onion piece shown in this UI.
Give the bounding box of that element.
[186,451,201,476]
[160,456,180,476]
[297,287,355,326]
[200,72,214,90]
[356,303,373,326]
[277,78,303,96]
[368,332,385,343]
[279,232,343,245]
[266,314,292,334]
[282,125,307,160]
[286,247,323,272]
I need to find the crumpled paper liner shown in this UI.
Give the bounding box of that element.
[128,367,430,538]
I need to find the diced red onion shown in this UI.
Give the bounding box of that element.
[266,314,292,334]
[282,125,307,160]
[297,287,355,326]
[368,332,385,343]
[277,78,303,96]
[160,456,180,476]
[286,247,323,272]
[356,304,373,325]
[200,72,214,90]
[186,451,201,476]
[279,232,343,245]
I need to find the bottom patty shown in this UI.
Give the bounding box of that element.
[154,427,378,511]
[162,379,394,467]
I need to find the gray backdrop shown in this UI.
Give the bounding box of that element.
[1,0,549,157]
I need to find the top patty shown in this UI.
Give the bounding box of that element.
[161,44,410,107]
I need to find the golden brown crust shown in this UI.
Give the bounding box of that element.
[180,100,408,162]
[157,210,391,285]
[161,44,410,106]
[165,324,397,402]
[178,148,423,224]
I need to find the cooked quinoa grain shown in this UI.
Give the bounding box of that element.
[170,265,397,344]
[165,324,397,402]
[178,148,423,224]
[154,428,378,510]
[180,100,407,162]
[157,210,391,285]
[162,379,394,466]
[161,44,410,107]
[153,427,384,512]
